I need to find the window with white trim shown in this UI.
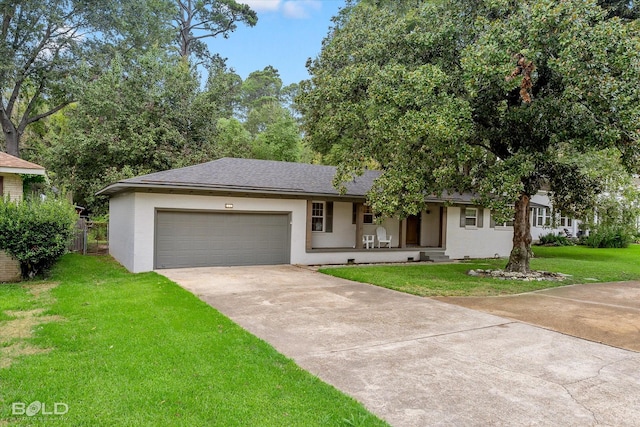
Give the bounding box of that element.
[352,204,375,224]
[312,201,333,232]
[363,205,374,224]
[460,206,484,228]
[560,216,573,227]
[491,215,514,228]
[465,208,478,226]
[532,207,551,227]
[312,202,324,231]
[459,207,484,228]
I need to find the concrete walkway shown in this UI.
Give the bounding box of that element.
[159,265,640,427]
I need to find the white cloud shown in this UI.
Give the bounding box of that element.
[241,0,282,12]
[242,0,322,19]
[282,0,322,19]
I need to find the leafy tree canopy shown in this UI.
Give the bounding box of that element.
[174,0,257,62]
[0,0,175,157]
[298,0,640,272]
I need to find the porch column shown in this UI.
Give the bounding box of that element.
[305,200,313,251]
[399,219,406,248]
[355,203,364,249]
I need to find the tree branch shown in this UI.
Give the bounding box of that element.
[24,101,72,127]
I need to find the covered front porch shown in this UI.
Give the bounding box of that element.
[302,200,449,264]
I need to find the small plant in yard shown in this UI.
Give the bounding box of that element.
[537,232,575,247]
[584,225,633,248]
[0,196,77,278]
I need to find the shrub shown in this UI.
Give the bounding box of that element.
[584,225,633,248]
[537,232,574,246]
[0,196,77,278]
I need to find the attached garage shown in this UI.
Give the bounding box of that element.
[155,210,291,269]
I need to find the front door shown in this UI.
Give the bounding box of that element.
[406,214,420,246]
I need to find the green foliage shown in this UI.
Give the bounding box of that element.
[174,0,258,61]
[299,0,640,271]
[537,232,575,247]
[0,0,175,156]
[251,115,303,162]
[0,197,77,278]
[46,51,219,212]
[585,225,634,248]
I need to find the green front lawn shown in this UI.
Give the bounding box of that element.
[320,245,640,297]
[0,255,386,426]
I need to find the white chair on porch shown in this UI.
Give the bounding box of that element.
[376,227,392,248]
[362,234,375,249]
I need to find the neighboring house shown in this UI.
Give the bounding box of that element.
[97,158,576,273]
[0,152,46,282]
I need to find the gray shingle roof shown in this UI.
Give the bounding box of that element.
[97,157,515,206]
[97,157,380,198]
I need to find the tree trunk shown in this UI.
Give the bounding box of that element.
[505,193,532,273]
[1,113,20,157]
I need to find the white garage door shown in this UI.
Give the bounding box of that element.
[155,210,291,269]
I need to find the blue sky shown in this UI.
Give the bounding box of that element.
[206,0,346,86]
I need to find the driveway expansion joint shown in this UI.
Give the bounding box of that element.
[312,321,518,355]
[534,293,640,311]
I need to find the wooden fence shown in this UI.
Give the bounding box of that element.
[69,219,108,255]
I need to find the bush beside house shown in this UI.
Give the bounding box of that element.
[0,152,73,281]
[0,197,77,278]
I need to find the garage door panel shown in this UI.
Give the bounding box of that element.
[155,211,290,268]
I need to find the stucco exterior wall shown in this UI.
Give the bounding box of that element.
[444,193,582,260]
[111,193,417,272]
[444,207,514,259]
[1,173,23,202]
[310,202,400,249]
[112,192,307,273]
[110,190,581,273]
[311,202,355,248]
[108,192,137,272]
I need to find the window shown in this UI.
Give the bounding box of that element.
[363,205,374,224]
[560,216,572,227]
[312,201,333,232]
[532,207,551,227]
[491,215,514,228]
[465,208,478,226]
[0,176,3,197]
[312,202,324,231]
[352,204,374,224]
[459,207,483,228]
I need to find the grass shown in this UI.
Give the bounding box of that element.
[0,254,387,426]
[319,245,640,297]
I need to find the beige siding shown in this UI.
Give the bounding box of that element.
[0,251,20,282]
[1,173,23,202]
[0,174,23,281]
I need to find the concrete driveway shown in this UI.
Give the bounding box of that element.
[437,281,640,352]
[159,265,640,427]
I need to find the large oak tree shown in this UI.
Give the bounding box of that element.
[298,0,640,272]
